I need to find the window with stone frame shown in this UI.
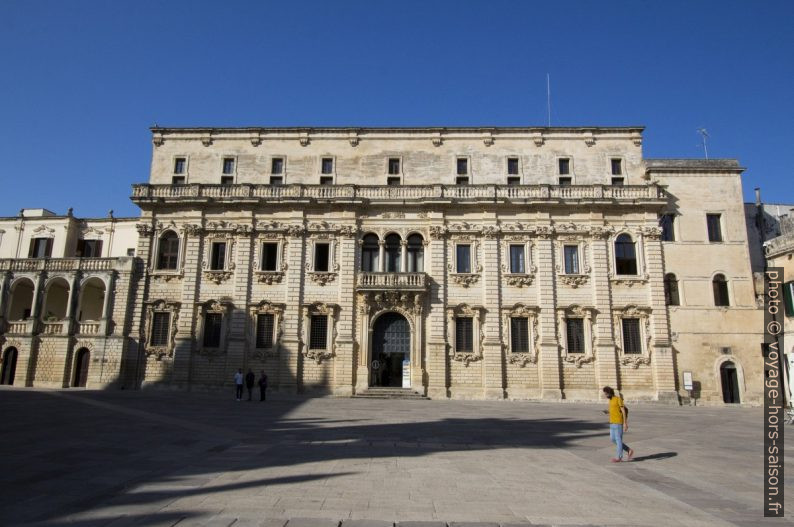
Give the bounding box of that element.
[209,241,226,271]
[271,157,284,174]
[510,317,530,353]
[269,176,283,186]
[314,242,330,272]
[406,233,424,272]
[29,237,53,258]
[150,312,170,347]
[456,244,472,273]
[261,242,278,271]
[621,318,642,354]
[614,234,637,275]
[309,315,328,350]
[456,157,468,175]
[361,234,379,272]
[388,158,401,175]
[566,318,585,354]
[455,317,473,353]
[713,274,730,306]
[255,313,275,349]
[156,231,179,270]
[559,176,572,186]
[203,312,223,348]
[707,214,723,242]
[321,157,334,174]
[222,157,235,174]
[558,158,570,175]
[507,157,519,175]
[174,157,186,174]
[611,158,622,175]
[563,245,579,274]
[76,239,103,258]
[509,244,525,273]
[659,213,675,241]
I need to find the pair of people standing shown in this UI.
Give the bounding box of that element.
[234,369,268,401]
[603,386,634,462]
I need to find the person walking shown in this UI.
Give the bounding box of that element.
[245,369,255,401]
[233,369,244,401]
[258,370,268,402]
[603,386,634,462]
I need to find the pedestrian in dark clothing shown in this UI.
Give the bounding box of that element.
[245,369,255,401]
[258,370,268,401]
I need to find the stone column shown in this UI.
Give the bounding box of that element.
[30,271,44,320]
[172,224,202,387]
[334,226,357,396]
[228,226,253,379]
[378,240,385,273]
[130,222,154,388]
[0,271,8,331]
[426,225,447,399]
[481,225,504,399]
[99,272,115,336]
[590,229,618,390]
[644,228,678,403]
[63,273,79,336]
[280,224,305,393]
[356,296,371,393]
[536,230,562,399]
[400,240,408,273]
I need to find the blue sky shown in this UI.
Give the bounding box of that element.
[1,0,792,218]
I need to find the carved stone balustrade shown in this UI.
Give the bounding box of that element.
[356,272,427,292]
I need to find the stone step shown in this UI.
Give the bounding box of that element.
[353,388,428,399]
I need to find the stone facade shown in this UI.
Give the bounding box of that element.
[0,127,768,404]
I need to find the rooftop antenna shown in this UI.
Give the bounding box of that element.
[697,128,709,159]
[546,74,552,127]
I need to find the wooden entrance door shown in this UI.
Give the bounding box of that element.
[371,313,410,387]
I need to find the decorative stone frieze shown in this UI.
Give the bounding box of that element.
[308,272,336,286]
[558,275,589,288]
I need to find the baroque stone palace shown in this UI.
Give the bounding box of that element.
[0,127,767,404]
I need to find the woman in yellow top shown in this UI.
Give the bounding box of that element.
[603,386,634,462]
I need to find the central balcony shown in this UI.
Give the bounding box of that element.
[356,272,427,291]
[131,183,667,207]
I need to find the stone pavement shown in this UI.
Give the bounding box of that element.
[0,387,792,527]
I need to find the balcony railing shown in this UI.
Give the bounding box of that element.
[0,257,119,272]
[132,183,667,204]
[77,321,101,335]
[356,272,427,291]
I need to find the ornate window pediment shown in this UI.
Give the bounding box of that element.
[613,305,652,368]
[501,304,539,366]
[556,304,597,368]
[143,299,180,360]
[446,303,485,366]
[248,301,285,359]
[301,302,339,364]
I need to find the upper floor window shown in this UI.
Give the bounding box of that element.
[319,176,334,185]
[559,158,570,175]
[566,318,585,354]
[611,158,622,175]
[209,242,226,271]
[174,157,186,174]
[387,177,401,186]
[707,214,723,242]
[455,317,473,353]
[564,245,579,274]
[507,157,519,175]
[713,274,730,306]
[621,318,642,354]
[664,273,680,306]
[660,214,675,242]
[611,177,624,186]
[76,239,103,258]
[314,242,330,272]
[510,317,529,353]
[384,233,401,272]
[203,313,223,348]
[151,312,170,347]
[507,176,521,186]
[559,177,572,186]
[615,234,637,275]
[221,176,234,185]
[509,244,525,273]
[255,313,275,349]
[156,231,180,270]
[456,176,470,185]
[309,314,328,350]
[321,157,334,174]
[388,158,401,175]
[271,157,284,174]
[172,176,186,185]
[222,157,235,174]
[261,242,278,271]
[126,248,135,257]
[269,176,283,186]
[456,244,471,273]
[406,234,424,272]
[29,238,53,258]
[456,158,468,175]
[361,234,379,272]
[783,281,794,317]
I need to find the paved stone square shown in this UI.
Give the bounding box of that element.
[0,387,791,527]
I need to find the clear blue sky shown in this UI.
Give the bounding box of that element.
[1,0,792,218]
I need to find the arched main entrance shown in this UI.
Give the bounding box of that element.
[371,312,410,387]
[720,361,740,404]
[1,347,18,385]
[73,348,90,388]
